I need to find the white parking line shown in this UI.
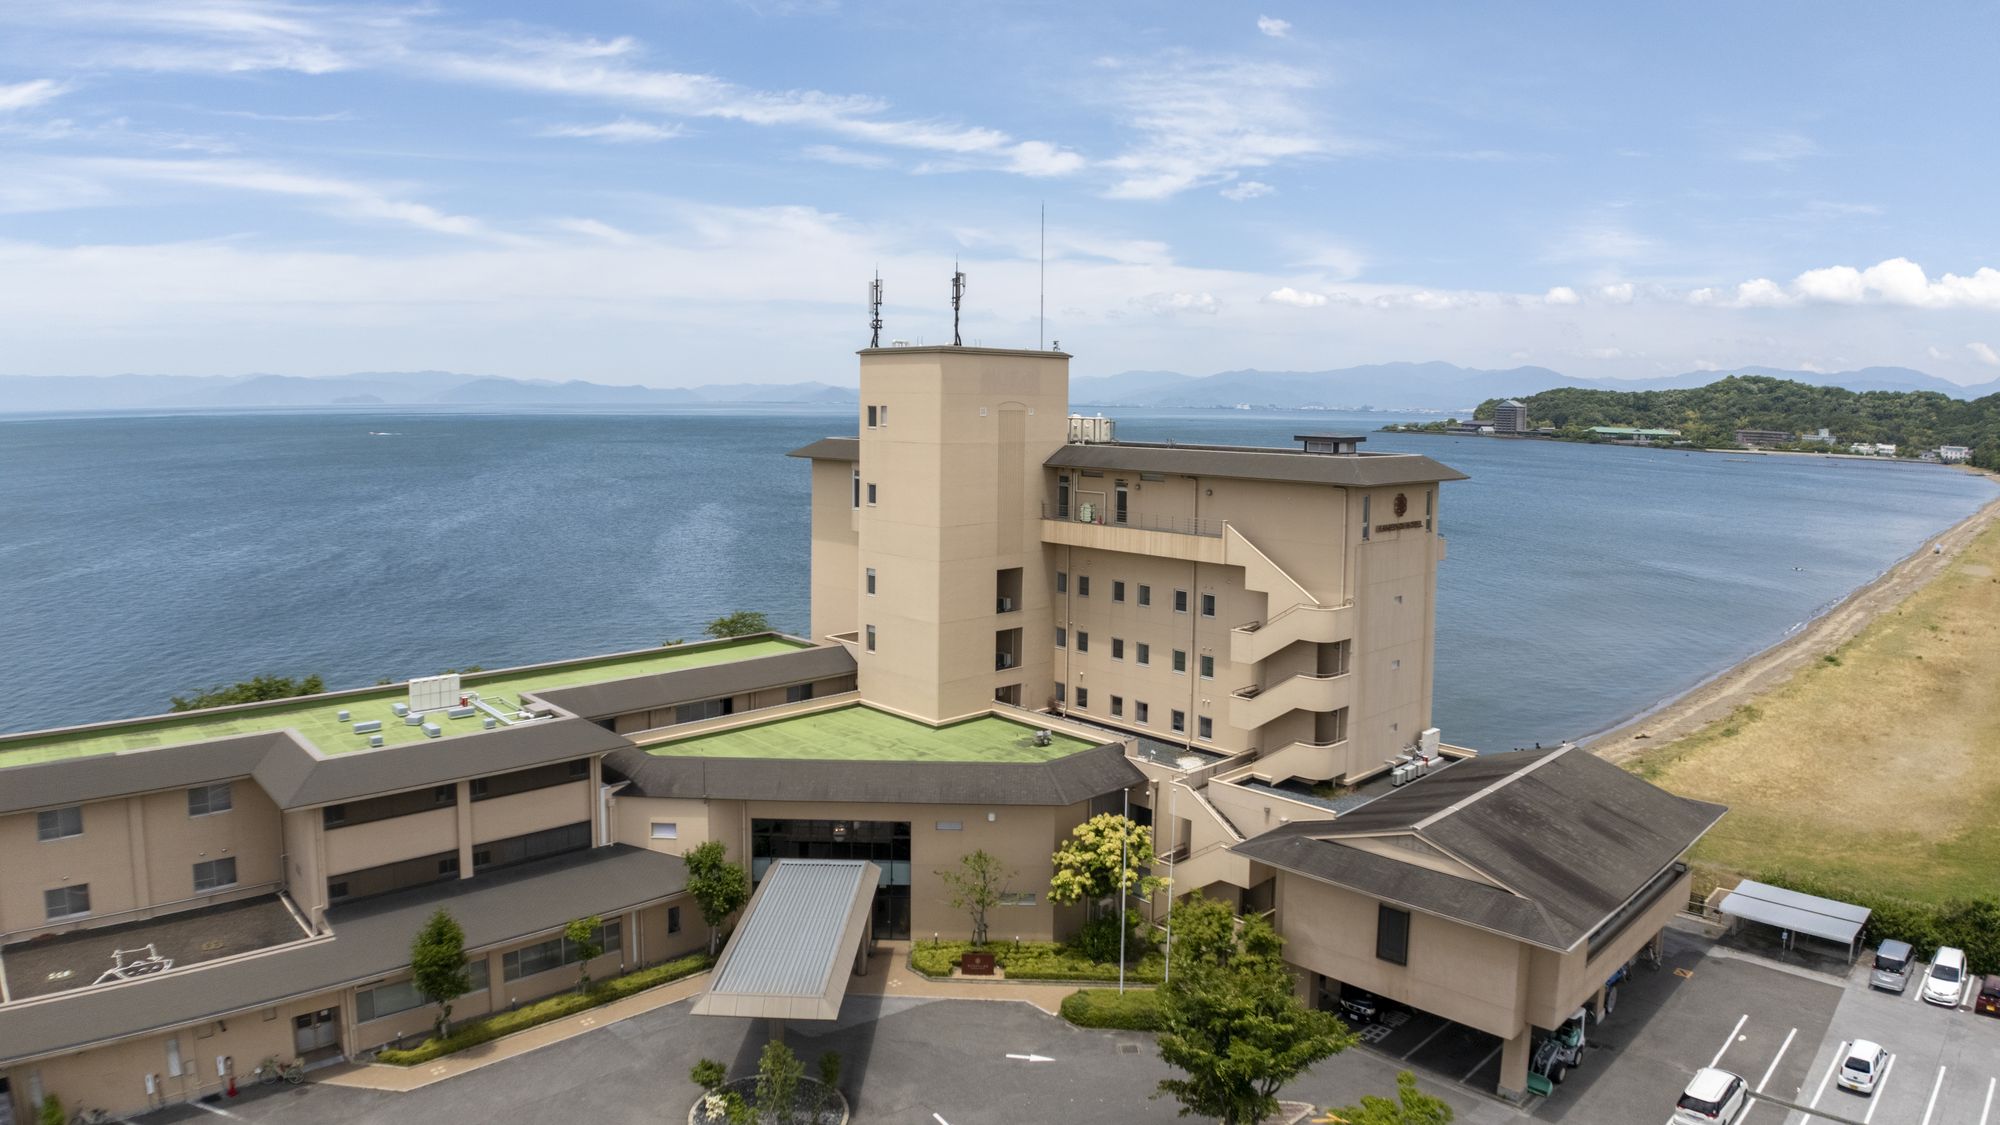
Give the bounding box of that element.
[1911,966,1927,1003]
[1799,1040,1849,1125]
[1711,1013,1749,1068]
[1399,1021,1449,1061]
[1862,1053,1897,1125]
[1981,1076,1996,1125]
[1919,1065,1947,1125]
[1733,1027,1796,1125]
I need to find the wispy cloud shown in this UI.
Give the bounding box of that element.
[801,144,894,169]
[1221,179,1273,201]
[1969,342,2000,367]
[1099,52,1345,200]
[540,118,685,143]
[63,156,497,238]
[208,107,353,123]
[1256,16,1291,38]
[0,78,67,112]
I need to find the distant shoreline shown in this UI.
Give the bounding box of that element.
[1383,425,1970,468]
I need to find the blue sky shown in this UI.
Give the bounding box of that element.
[3,1,1999,386]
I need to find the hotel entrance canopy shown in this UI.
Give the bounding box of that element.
[691,859,879,1021]
[1718,879,1871,956]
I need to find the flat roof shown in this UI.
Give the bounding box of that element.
[1046,441,1469,488]
[0,636,809,766]
[1718,880,1870,947]
[2,895,309,1001]
[641,705,1095,764]
[529,644,855,722]
[692,859,878,1021]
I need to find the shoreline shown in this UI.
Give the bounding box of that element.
[1385,426,1973,467]
[1587,478,2000,763]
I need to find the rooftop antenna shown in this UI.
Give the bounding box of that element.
[1039,202,1046,350]
[951,260,967,347]
[868,270,884,349]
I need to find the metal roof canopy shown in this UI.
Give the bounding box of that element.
[692,859,879,1021]
[1718,879,1871,954]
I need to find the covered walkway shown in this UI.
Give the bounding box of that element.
[692,859,879,1022]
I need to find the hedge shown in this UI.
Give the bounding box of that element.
[1756,871,2000,974]
[1060,988,1163,1031]
[375,952,713,1065]
[908,940,1166,983]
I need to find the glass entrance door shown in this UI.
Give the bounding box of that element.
[751,819,912,939]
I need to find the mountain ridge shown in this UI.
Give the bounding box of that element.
[0,372,860,412]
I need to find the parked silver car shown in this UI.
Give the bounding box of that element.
[1870,939,1915,993]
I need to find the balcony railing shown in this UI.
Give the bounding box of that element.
[1040,502,1222,538]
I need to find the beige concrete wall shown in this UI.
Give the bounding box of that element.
[1524,866,1690,1029]
[282,808,328,927]
[469,780,591,844]
[322,806,458,874]
[612,795,719,853]
[809,458,862,643]
[1352,496,1441,759]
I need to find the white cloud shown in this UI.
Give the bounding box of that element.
[0,78,66,112]
[1256,15,1292,38]
[1969,342,2000,367]
[1138,291,1221,315]
[1543,286,1580,305]
[1221,179,1274,201]
[1099,53,1346,200]
[1928,345,1952,361]
[1596,282,1635,304]
[1265,286,1326,307]
[802,144,894,169]
[1696,258,2000,310]
[540,119,684,143]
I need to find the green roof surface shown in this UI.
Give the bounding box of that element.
[642,706,1094,763]
[0,637,809,767]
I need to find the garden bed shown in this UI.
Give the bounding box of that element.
[907,940,1165,984]
[689,1077,847,1125]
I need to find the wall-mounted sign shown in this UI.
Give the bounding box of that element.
[1373,520,1426,533]
[1393,493,1408,517]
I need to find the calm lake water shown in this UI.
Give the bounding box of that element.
[1,407,1992,749]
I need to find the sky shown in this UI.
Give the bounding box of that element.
[3,2,1999,388]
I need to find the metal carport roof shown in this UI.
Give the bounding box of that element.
[691,859,878,1021]
[1717,879,1871,949]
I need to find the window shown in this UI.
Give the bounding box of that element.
[866,624,877,652]
[674,697,733,725]
[44,884,90,919]
[1077,575,1091,597]
[1056,570,1067,594]
[1055,627,1066,649]
[328,881,349,900]
[999,892,1038,907]
[1200,654,1215,679]
[1362,495,1371,540]
[1054,682,1065,704]
[1172,649,1187,674]
[187,782,232,817]
[1170,710,1186,734]
[1136,642,1151,666]
[935,821,963,831]
[37,806,82,842]
[852,469,861,509]
[355,978,427,1024]
[1377,905,1410,965]
[1135,702,1150,724]
[166,1036,183,1078]
[1112,580,1126,603]
[1110,695,1124,718]
[472,822,591,873]
[1137,584,1152,607]
[503,920,623,981]
[439,855,460,877]
[1201,593,1216,618]
[879,405,888,426]
[1057,474,1071,519]
[1114,482,1129,525]
[471,759,592,800]
[1075,688,1089,710]
[866,405,878,427]
[785,682,814,704]
[1076,631,1088,653]
[668,906,682,933]
[650,822,679,840]
[866,482,878,505]
[1174,589,1189,613]
[193,857,237,892]
[865,568,876,595]
[1111,637,1125,660]
[1197,716,1213,740]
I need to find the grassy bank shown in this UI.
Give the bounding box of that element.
[1630,517,2000,904]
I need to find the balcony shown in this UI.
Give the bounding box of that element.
[1230,601,1355,665]
[1229,670,1354,730]
[1040,503,1226,562]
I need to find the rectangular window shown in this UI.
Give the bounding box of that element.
[1172,649,1187,674]
[1112,580,1126,603]
[36,806,82,842]
[1114,482,1129,525]
[852,469,861,509]
[1170,710,1186,734]
[166,1036,183,1078]
[673,697,734,725]
[187,782,232,817]
[471,822,591,874]
[1111,637,1124,660]
[1057,474,1071,519]
[1137,584,1152,607]
[785,682,814,704]
[1056,570,1067,594]
[355,977,428,1024]
[1076,631,1088,653]
[1075,688,1089,710]
[193,857,237,892]
[1077,575,1091,597]
[503,920,622,981]
[1174,589,1189,613]
[1136,643,1151,666]
[1377,905,1410,965]
[1362,495,1372,541]
[866,405,878,427]
[1110,695,1124,718]
[44,884,90,919]
[1135,702,1150,724]
[866,624,877,652]
[1200,654,1215,679]
[935,821,963,831]
[1198,716,1214,740]
[669,905,682,933]
[1201,593,1217,618]
[650,822,679,840]
[471,760,592,801]
[879,405,888,426]
[999,892,1038,907]
[865,568,876,595]
[866,482,878,505]
[1054,627,1066,649]
[1053,682,1065,704]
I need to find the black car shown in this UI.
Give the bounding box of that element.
[1336,984,1381,1024]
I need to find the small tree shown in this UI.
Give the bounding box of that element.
[38,1095,63,1125]
[686,840,751,955]
[705,611,771,639]
[1322,1070,1456,1125]
[1154,912,1355,1125]
[1049,813,1167,908]
[565,915,604,991]
[410,908,471,1040]
[691,1058,729,1093]
[813,1050,843,1121]
[754,1039,804,1125]
[938,850,1011,946]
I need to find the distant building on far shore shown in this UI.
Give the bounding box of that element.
[1493,400,1529,434]
[1590,426,1681,444]
[1800,428,1837,445]
[1734,428,1794,448]
[1937,445,1973,463]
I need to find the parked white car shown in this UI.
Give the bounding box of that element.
[1836,1040,1888,1095]
[1923,946,1968,1007]
[1673,1067,1747,1124]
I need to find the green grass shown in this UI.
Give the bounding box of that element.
[0,636,808,766]
[643,706,1095,763]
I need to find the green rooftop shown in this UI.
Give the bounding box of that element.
[642,705,1097,763]
[0,636,810,768]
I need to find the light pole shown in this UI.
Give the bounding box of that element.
[1117,786,1129,995]
[1163,782,1178,984]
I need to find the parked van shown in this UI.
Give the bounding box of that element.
[1870,939,1914,993]
[1977,975,2000,1018]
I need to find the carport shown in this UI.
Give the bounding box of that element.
[1716,879,1871,960]
[691,858,879,1033]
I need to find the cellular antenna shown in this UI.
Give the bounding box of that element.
[868,270,884,349]
[951,261,967,347]
[1039,202,1046,350]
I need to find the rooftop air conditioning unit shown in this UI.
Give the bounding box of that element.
[1034,730,1053,747]
[1419,727,1441,756]
[1391,763,1415,787]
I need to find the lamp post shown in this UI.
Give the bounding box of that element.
[1118,786,1129,995]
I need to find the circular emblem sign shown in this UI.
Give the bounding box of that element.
[1393,493,1408,517]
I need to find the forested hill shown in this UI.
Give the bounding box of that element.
[1475,376,2000,468]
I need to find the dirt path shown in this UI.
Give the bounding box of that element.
[1589,477,2000,764]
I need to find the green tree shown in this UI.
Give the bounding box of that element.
[691,1058,729,1093]
[704,611,772,639]
[686,840,752,955]
[1321,1071,1455,1125]
[753,1039,804,1125]
[1049,813,1167,908]
[937,850,1012,946]
[37,1095,63,1125]
[1153,912,1355,1125]
[409,908,471,1040]
[565,915,604,991]
[170,673,325,712]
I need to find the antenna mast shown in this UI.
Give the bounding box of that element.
[951,261,967,347]
[868,271,883,348]
[1039,203,1046,350]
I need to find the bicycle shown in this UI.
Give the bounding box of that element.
[256,1056,306,1085]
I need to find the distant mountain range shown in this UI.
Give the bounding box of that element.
[0,371,859,412]
[1070,362,2000,412]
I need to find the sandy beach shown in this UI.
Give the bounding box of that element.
[1588,474,2000,764]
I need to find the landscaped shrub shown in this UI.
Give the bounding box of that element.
[375,952,712,1065]
[1756,871,2000,974]
[1060,988,1162,1031]
[907,940,1165,983]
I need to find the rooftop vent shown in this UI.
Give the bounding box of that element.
[1296,434,1365,455]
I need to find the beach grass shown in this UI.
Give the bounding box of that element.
[1631,518,2000,905]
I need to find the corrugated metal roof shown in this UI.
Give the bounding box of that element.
[694,859,878,1020]
[1046,442,1469,487]
[529,645,856,721]
[1718,880,1869,946]
[786,436,860,462]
